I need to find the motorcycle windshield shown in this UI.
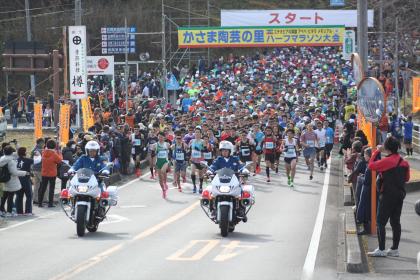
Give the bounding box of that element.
[216,168,234,184]
[76,168,94,183]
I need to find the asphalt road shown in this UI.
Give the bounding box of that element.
[0,156,342,280]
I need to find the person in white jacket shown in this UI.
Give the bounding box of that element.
[0,145,29,217]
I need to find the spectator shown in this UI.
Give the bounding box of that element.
[16,147,34,215]
[357,147,372,235]
[38,139,62,207]
[31,138,45,204]
[0,145,28,217]
[367,136,410,257]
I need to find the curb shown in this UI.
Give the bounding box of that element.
[406,180,420,193]
[339,157,367,273]
[344,206,366,273]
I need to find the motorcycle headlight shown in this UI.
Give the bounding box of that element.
[77,185,88,193]
[219,185,231,193]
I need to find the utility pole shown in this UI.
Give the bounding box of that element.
[162,0,168,101]
[75,0,81,128]
[357,0,368,74]
[379,0,384,73]
[207,0,211,69]
[25,0,36,95]
[394,17,399,114]
[124,17,129,113]
[75,0,82,25]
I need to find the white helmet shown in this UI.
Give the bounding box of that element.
[85,140,100,156]
[219,141,234,155]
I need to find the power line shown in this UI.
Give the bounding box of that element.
[0,3,74,15]
[0,9,76,24]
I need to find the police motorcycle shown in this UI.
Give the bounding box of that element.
[59,142,118,237]
[200,158,255,237]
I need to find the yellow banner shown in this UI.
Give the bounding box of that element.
[59,104,71,147]
[178,26,345,48]
[86,98,94,128]
[34,103,43,140]
[412,77,420,113]
[81,98,94,132]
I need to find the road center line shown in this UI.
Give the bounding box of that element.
[301,157,332,280]
[50,200,200,280]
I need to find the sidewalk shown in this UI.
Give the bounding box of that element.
[362,155,420,275]
[364,190,420,274]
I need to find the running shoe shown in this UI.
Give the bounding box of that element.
[199,187,203,194]
[287,177,291,186]
[320,166,324,171]
[178,187,182,192]
[385,248,399,257]
[256,166,261,174]
[367,248,386,257]
[275,166,279,174]
[193,187,197,193]
[267,177,270,182]
[309,175,313,180]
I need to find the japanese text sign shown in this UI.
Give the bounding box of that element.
[178,26,345,48]
[69,26,88,100]
[59,104,71,146]
[221,10,374,28]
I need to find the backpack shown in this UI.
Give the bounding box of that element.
[0,163,11,183]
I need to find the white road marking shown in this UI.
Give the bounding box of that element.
[117,171,151,190]
[301,157,332,280]
[0,212,59,233]
[101,214,130,225]
[51,201,200,280]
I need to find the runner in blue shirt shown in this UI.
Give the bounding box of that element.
[324,120,335,160]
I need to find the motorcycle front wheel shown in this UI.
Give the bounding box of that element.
[76,205,87,237]
[219,205,230,237]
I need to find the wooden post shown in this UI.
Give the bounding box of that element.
[371,125,377,235]
[52,50,60,127]
[63,26,68,100]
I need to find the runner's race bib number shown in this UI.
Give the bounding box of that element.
[203,152,212,159]
[191,150,201,159]
[307,140,315,148]
[241,148,250,156]
[157,150,167,159]
[133,139,141,146]
[175,152,184,161]
[285,146,296,157]
[265,142,274,149]
[318,140,325,147]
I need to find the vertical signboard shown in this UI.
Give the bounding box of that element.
[34,102,43,140]
[342,30,356,60]
[69,26,88,100]
[412,77,420,113]
[59,104,71,146]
